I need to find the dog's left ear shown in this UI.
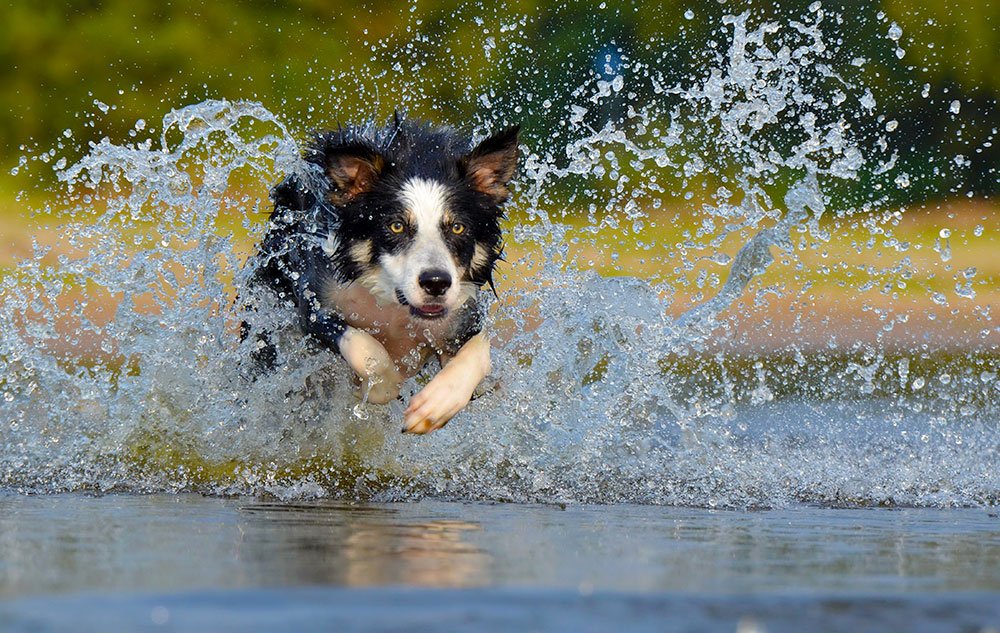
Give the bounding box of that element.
[322,143,385,205]
[460,125,520,203]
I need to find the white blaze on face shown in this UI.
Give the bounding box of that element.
[379,177,463,308]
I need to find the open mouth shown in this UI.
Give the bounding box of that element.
[410,304,448,319]
[396,290,448,320]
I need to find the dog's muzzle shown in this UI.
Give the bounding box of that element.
[396,287,448,320]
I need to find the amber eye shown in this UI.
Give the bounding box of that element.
[451,223,466,235]
[389,221,405,234]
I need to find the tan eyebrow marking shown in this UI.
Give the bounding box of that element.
[350,240,372,265]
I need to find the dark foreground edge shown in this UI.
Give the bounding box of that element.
[1,587,998,633]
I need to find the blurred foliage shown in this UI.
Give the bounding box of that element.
[1,0,997,206]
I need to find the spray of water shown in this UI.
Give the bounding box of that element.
[1,8,996,507]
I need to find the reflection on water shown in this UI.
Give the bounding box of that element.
[0,495,491,597]
[236,504,488,588]
[1,494,999,599]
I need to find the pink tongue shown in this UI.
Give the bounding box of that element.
[421,305,444,314]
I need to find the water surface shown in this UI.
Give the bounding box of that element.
[1,494,999,631]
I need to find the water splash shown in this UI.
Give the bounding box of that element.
[1,9,997,508]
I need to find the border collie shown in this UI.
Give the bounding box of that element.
[243,116,519,434]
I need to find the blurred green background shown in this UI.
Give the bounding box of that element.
[0,0,996,355]
[1,0,997,208]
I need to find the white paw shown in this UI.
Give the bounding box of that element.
[402,332,491,434]
[402,371,477,434]
[362,374,400,405]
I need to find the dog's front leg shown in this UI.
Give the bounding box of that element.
[402,332,491,434]
[338,327,403,404]
[299,300,401,405]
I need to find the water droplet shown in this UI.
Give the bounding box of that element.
[949,100,961,114]
[938,239,952,262]
[860,90,876,110]
[955,281,976,300]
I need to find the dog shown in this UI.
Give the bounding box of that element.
[242,116,519,434]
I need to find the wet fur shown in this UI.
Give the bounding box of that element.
[242,117,518,433]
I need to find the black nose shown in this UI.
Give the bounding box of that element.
[418,269,452,296]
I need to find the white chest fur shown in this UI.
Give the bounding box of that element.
[321,280,456,376]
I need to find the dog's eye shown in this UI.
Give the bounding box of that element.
[389,221,405,234]
[451,223,466,235]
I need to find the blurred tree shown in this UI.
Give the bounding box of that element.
[1,0,996,205]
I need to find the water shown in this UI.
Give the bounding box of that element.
[0,5,998,629]
[2,7,995,508]
[1,494,999,632]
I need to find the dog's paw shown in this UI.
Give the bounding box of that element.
[401,331,491,434]
[339,328,402,404]
[402,373,476,434]
[362,375,401,405]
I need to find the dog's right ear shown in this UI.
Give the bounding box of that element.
[460,125,520,204]
[321,144,385,205]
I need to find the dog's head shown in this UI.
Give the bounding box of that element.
[300,120,518,320]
